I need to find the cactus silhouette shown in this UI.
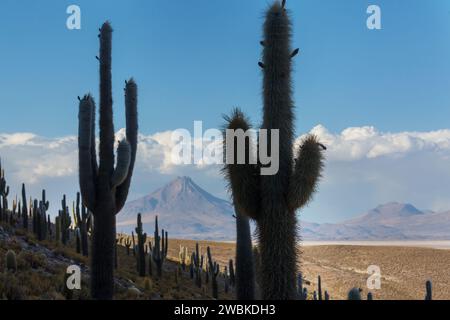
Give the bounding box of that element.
[73,192,90,256]
[207,246,220,299]
[425,280,432,300]
[78,22,138,299]
[228,259,235,287]
[151,215,168,278]
[317,275,322,300]
[135,213,147,277]
[347,288,362,300]
[59,195,71,245]
[223,0,324,299]
[234,209,255,299]
[21,184,28,230]
[0,159,10,222]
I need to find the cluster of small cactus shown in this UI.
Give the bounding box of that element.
[30,190,50,241]
[57,195,72,246]
[73,192,91,256]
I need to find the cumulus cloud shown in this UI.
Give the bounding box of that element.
[1,125,449,222]
[296,125,450,161]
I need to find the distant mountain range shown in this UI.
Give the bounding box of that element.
[302,202,450,241]
[118,176,450,241]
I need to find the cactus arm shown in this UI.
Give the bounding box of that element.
[115,79,138,212]
[111,139,131,188]
[287,135,325,211]
[78,94,97,210]
[223,109,260,220]
[98,22,115,184]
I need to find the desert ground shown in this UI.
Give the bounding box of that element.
[166,239,450,300]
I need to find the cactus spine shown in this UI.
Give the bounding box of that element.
[78,22,138,299]
[223,1,324,299]
[135,213,147,277]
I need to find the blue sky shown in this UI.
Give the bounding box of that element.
[0,0,450,224]
[0,0,449,136]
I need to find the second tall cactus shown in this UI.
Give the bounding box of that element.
[224,1,324,299]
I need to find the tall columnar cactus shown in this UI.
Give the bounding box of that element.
[234,209,255,299]
[21,184,28,230]
[425,280,432,300]
[41,190,49,239]
[78,22,138,300]
[124,237,131,256]
[223,0,325,299]
[131,231,136,256]
[135,213,147,277]
[193,243,204,288]
[151,216,168,278]
[0,159,9,222]
[207,246,220,299]
[59,195,72,245]
[317,275,322,300]
[74,192,90,256]
[228,259,235,287]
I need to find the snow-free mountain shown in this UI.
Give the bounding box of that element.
[117,176,235,240]
[302,202,450,241]
[118,176,450,241]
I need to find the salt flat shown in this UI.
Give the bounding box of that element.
[302,240,450,249]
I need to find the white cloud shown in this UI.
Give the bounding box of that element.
[1,125,449,222]
[298,125,450,161]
